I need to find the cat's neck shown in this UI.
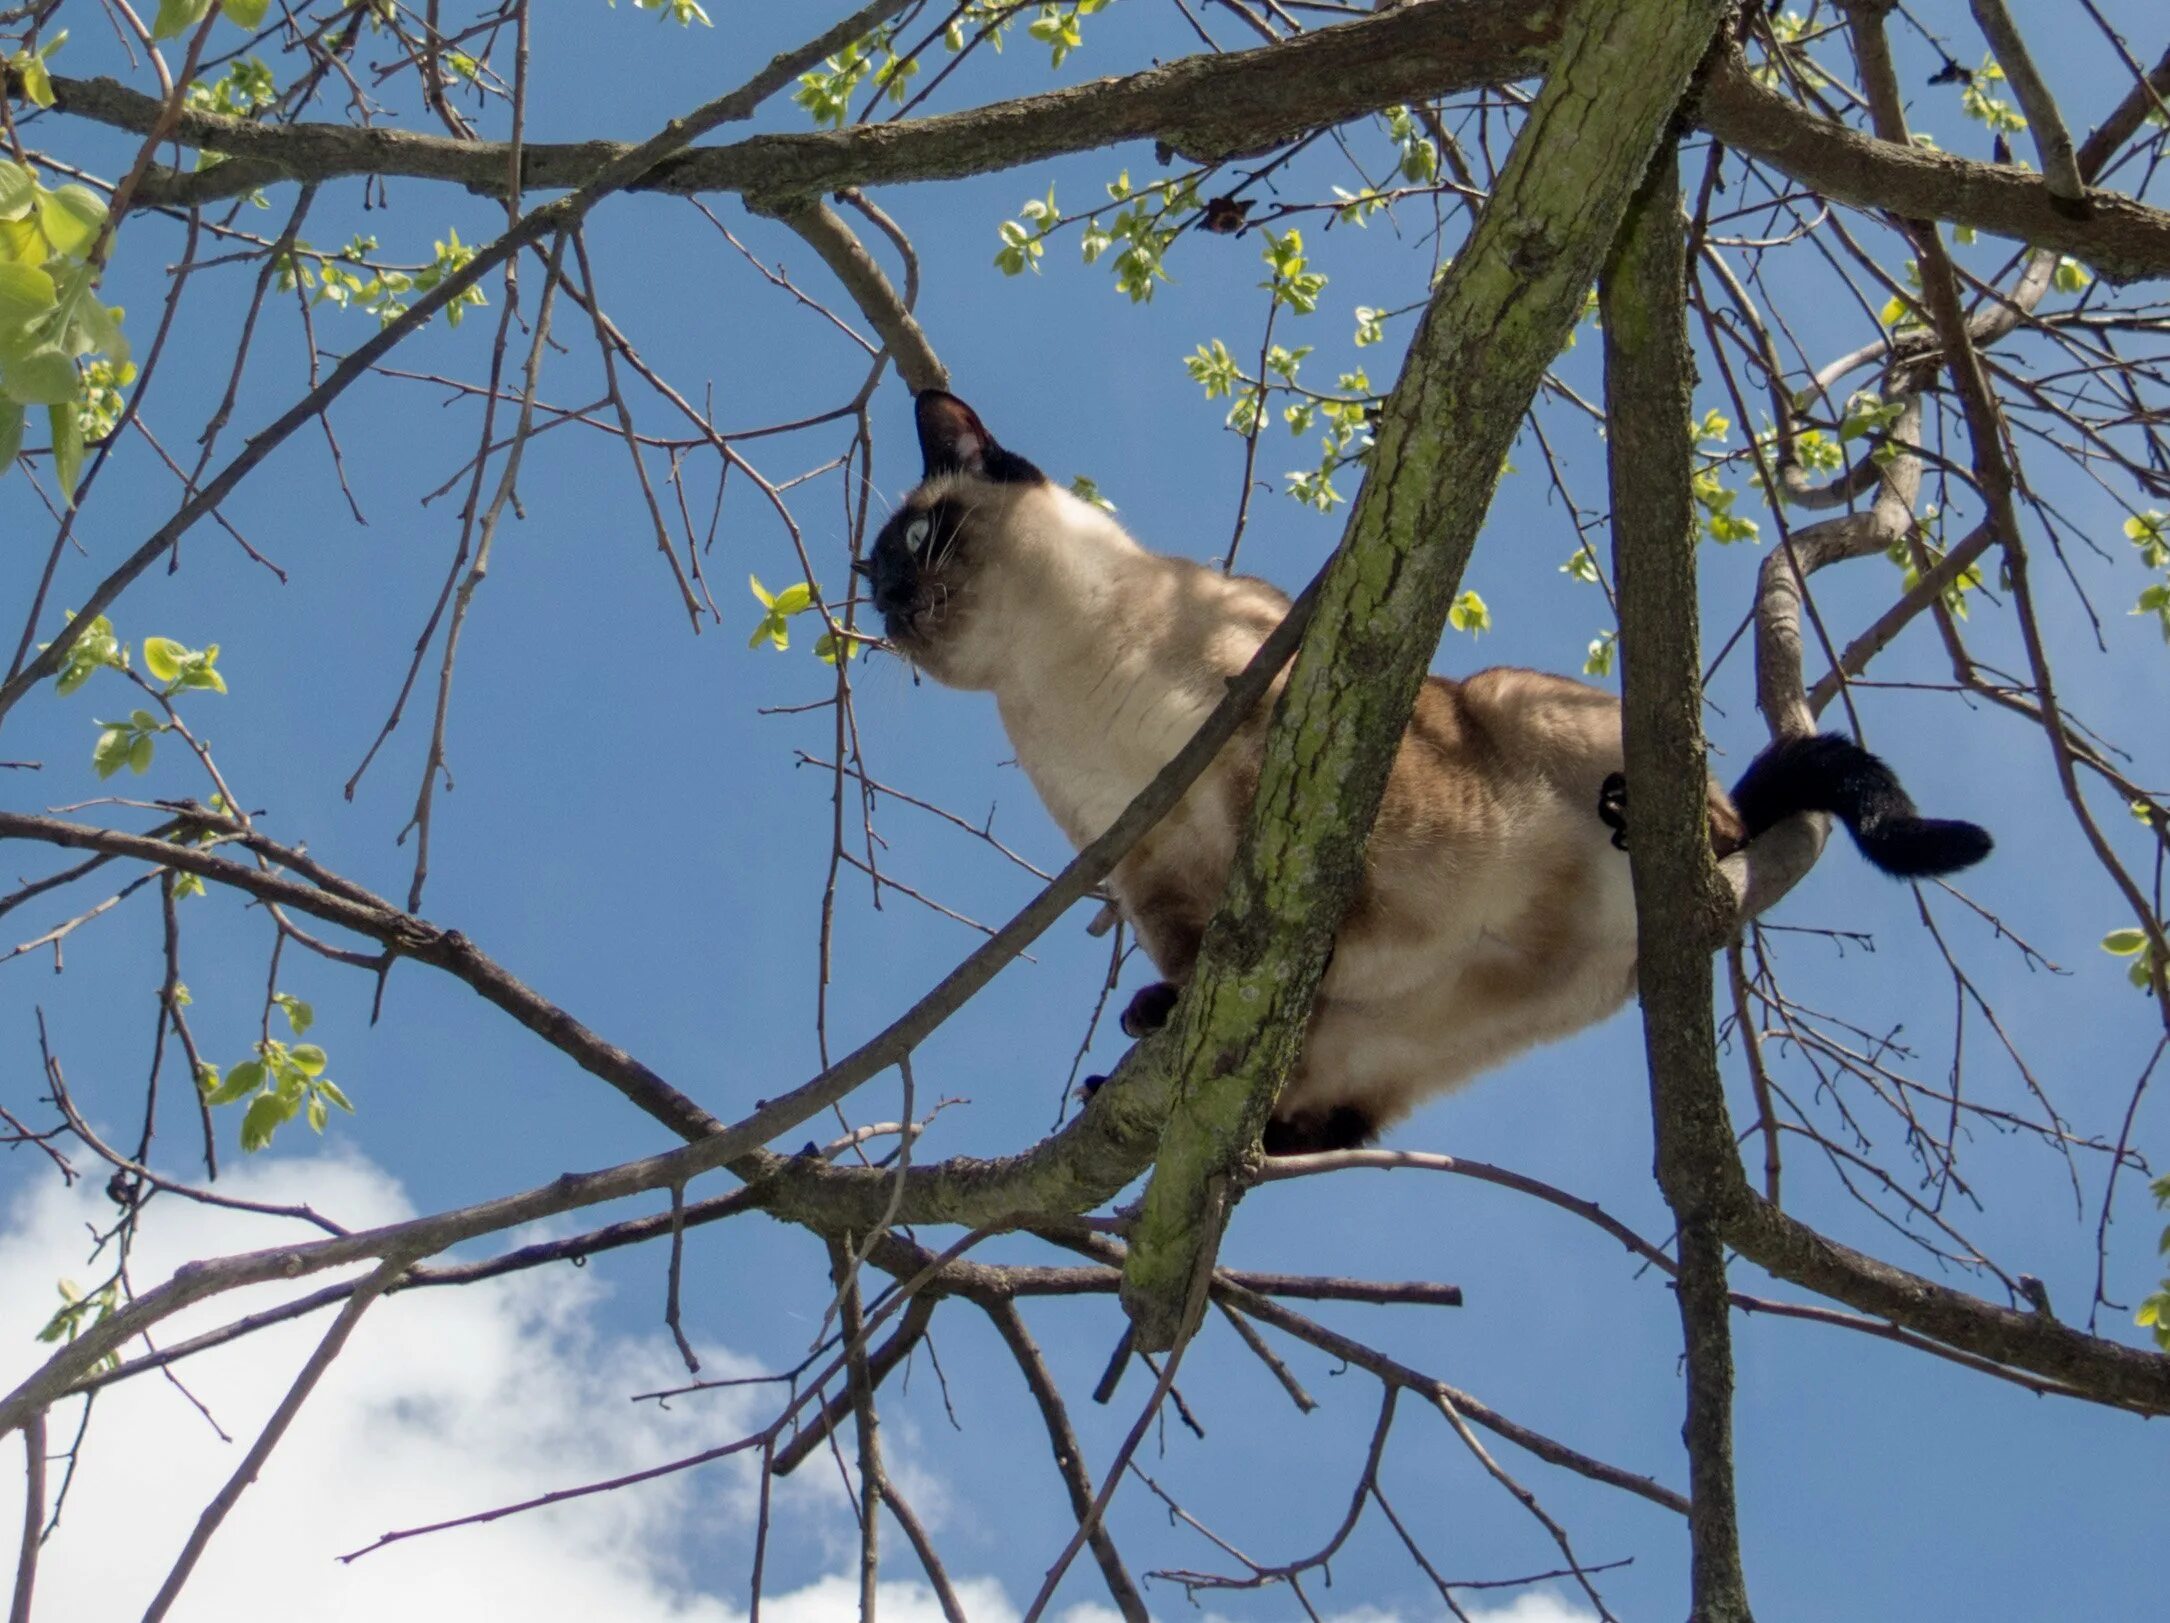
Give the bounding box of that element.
[972,488,1186,698]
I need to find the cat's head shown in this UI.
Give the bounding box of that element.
[858,391,1098,690]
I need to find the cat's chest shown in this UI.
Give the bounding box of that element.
[998,669,1217,849]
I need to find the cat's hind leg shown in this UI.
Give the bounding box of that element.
[1596,772,1630,850]
[1594,770,1749,860]
[1119,980,1181,1038]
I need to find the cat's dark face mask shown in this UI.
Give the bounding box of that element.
[857,391,1045,652]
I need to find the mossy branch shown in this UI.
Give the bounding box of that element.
[1115,0,1734,1353]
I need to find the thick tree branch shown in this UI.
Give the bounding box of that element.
[1117,0,1732,1352]
[754,195,948,393]
[1966,0,2085,203]
[38,2,2170,279]
[47,2,1556,206]
[1692,40,2169,281]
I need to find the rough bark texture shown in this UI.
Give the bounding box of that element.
[39,3,2170,278]
[1602,142,1755,1623]
[1116,0,1732,1351]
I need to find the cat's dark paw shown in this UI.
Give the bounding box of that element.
[1597,771,1629,852]
[1119,980,1182,1039]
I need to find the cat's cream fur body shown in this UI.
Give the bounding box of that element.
[869,391,1985,1150]
[894,474,1654,1143]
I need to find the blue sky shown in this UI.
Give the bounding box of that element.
[3,2,2166,1618]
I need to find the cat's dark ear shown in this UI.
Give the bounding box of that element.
[914,390,1045,485]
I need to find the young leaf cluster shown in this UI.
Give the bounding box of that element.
[153,0,271,38]
[4,28,64,109]
[1027,0,1111,70]
[1,158,130,500]
[2125,511,2169,643]
[749,574,855,664]
[1886,505,1985,618]
[198,994,353,1153]
[1258,228,1326,315]
[36,1279,120,1375]
[606,0,714,25]
[2101,925,2164,994]
[2139,1173,2170,1352]
[993,170,1210,303]
[186,57,278,118]
[792,26,910,128]
[276,230,488,329]
[1690,409,1759,544]
[46,622,227,779]
[1958,56,2027,137]
[45,611,125,696]
[1382,107,1439,185]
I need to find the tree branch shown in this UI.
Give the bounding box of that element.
[39,2,2170,278]
[1604,134,1754,1623]
[1117,0,1733,1353]
[754,194,948,393]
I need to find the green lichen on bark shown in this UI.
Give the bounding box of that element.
[1118,0,1732,1351]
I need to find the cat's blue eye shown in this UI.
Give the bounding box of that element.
[905,516,931,555]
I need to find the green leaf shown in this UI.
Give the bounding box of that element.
[2102,928,2150,956]
[239,1091,284,1152]
[224,0,270,27]
[34,187,105,258]
[142,636,186,682]
[0,161,36,222]
[273,992,314,1035]
[1,342,77,406]
[48,402,82,500]
[0,401,22,470]
[152,0,213,40]
[1447,590,1491,636]
[317,1078,356,1114]
[206,1059,265,1105]
[306,1092,328,1134]
[1067,474,1115,513]
[73,295,130,370]
[91,726,129,779]
[14,55,54,109]
[127,731,154,774]
[772,582,812,616]
[288,1043,327,1077]
[0,260,56,323]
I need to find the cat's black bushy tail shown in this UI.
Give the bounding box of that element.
[1730,733,1992,878]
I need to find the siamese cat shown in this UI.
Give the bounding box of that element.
[860,391,1992,1154]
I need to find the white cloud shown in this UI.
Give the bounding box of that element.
[1450,1596,1601,1623]
[0,1155,1604,1623]
[0,1153,830,1623]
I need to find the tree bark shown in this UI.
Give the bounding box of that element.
[1118,0,1732,1351]
[1603,139,1755,1623]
